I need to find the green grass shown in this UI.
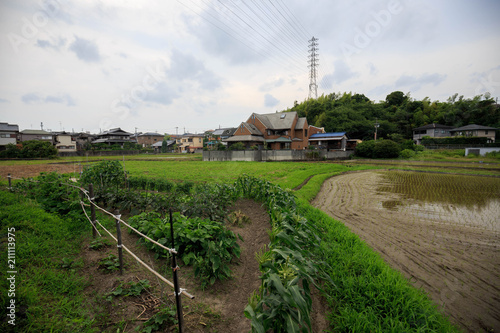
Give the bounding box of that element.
[0,191,97,332]
[297,199,460,332]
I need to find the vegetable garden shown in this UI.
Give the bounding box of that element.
[0,158,469,332]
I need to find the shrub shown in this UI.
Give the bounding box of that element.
[355,140,376,158]
[0,140,58,158]
[355,140,400,159]
[400,149,416,159]
[373,139,401,158]
[80,160,127,190]
[229,142,245,150]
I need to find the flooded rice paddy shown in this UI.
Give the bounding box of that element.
[376,171,500,232]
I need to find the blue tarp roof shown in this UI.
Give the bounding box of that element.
[309,132,346,138]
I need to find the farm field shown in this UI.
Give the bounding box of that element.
[312,170,500,333]
[3,154,496,332]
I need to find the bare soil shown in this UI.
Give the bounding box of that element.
[0,163,79,180]
[312,171,500,333]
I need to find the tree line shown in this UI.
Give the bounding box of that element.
[285,91,499,140]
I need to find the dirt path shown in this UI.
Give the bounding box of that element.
[312,171,500,333]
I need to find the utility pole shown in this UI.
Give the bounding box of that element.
[374,119,380,140]
[308,37,319,100]
[175,127,178,135]
[40,122,44,131]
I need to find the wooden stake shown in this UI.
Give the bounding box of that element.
[7,173,11,190]
[169,209,184,333]
[115,210,123,275]
[89,183,97,238]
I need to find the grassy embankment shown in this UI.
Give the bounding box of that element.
[0,190,95,332]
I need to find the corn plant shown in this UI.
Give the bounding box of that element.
[237,175,331,332]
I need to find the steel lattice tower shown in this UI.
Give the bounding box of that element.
[308,37,319,99]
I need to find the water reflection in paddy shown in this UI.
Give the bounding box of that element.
[376,171,500,232]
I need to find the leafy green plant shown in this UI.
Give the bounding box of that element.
[128,212,241,289]
[89,237,112,250]
[80,160,127,190]
[105,279,151,301]
[98,254,122,272]
[140,305,177,333]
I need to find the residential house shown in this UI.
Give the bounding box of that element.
[137,132,164,148]
[18,129,53,142]
[449,124,497,143]
[72,132,96,151]
[208,127,236,149]
[223,112,324,150]
[308,132,359,151]
[151,139,176,153]
[0,122,19,151]
[176,133,204,153]
[412,123,454,144]
[92,128,136,147]
[53,131,77,152]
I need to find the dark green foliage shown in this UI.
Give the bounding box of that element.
[0,140,57,158]
[354,140,376,158]
[98,254,122,272]
[229,141,245,150]
[80,160,127,190]
[373,140,401,158]
[12,172,83,222]
[127,212,241,289]
[355,140,400,158]
[286,92,499,140]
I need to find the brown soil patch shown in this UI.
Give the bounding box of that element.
[312,171,500,333]
[0,163,80,179]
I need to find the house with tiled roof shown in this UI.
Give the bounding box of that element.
[137,132,164,148]
[0,122,19,151]
[18,129,53,142]
[223,111,324,150]
[92,128,136,146]
[449,124,497,143]
[412,123,454,145]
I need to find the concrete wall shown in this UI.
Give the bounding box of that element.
[203,149,353,161]
[465,147,500,156]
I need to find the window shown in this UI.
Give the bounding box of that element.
[280,114,286,119]
[485,130,489,135]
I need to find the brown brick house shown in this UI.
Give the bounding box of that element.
[223,111,324,150]
[137,132,164,148]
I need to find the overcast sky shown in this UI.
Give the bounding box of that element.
[1,0,499,135]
